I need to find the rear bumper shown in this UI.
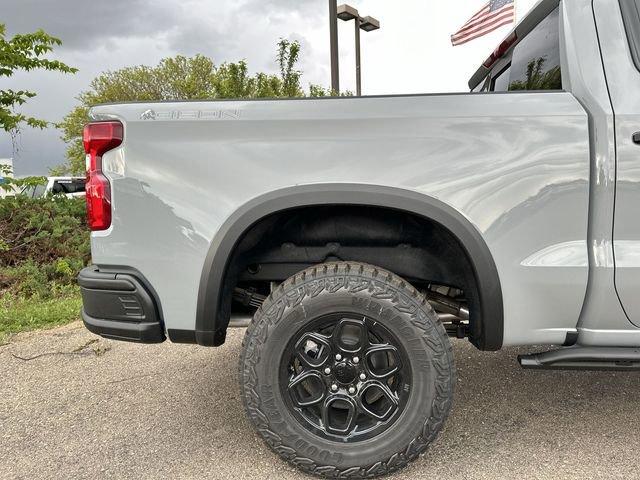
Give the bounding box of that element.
[78,266,165,343]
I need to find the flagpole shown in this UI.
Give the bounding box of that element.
[514,0,518,23]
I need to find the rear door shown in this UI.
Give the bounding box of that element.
[597,0,640,325]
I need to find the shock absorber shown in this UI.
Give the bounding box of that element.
[233,287,267,309]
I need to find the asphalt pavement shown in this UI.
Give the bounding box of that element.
[2,321,639,480]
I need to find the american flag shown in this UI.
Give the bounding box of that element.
[451,0,515,46]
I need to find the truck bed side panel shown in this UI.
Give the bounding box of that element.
[90,92,590,346]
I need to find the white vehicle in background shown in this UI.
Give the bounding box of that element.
[21,176,86,199]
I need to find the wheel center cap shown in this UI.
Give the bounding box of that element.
[334,362,357,384]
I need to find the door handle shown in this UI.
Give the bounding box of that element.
[634,132,640,144]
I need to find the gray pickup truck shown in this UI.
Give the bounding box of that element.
[78,0,640,477]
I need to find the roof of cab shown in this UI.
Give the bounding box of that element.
[467,0,560,90]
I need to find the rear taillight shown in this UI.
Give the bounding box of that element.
[83,121,123,231]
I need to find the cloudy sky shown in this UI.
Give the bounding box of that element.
[1,0,538,175]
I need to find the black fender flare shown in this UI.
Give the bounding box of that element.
[194,184,503,350]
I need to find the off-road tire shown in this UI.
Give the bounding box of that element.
[239,262,455,478]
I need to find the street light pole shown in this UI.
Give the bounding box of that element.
[354,16,362,96]
[329,0,340,94]
[337,5,380,97]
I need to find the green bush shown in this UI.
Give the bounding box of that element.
[0,195,89,298]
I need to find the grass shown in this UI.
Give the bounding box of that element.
[0,290,82,344]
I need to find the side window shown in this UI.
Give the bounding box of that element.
[508,7,562,91]
[620,0,640,72]
[52,181,65,194]
[491,64,511,91]
[472,80,485,93]
[472,76,491,92]
[32,184,46,198]
[21,186,36,198]
[55,180,86,194]
[70,179,86,193]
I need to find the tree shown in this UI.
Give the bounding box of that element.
[0,23,76,135]
[508,57,562,91]
[0,23,75,189]
[59,39,315,174]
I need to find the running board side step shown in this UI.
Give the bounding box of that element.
[518,347,640,371]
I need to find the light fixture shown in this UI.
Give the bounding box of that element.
[359,16,380,32]
[337,4,359,21]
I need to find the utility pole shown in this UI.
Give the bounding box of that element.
[329,0,340,94]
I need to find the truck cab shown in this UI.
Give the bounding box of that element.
[471,0,640,350]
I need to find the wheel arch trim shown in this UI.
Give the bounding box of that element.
[195,184,503,350]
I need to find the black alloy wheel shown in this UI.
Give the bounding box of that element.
[281,314,411,442]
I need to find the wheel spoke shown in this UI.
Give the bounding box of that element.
[364,344,401,379]
[321,395,357,435]
[282,312,412,442]
[332,317,369,354]
[358,382,398,421]
[288,371,326,407]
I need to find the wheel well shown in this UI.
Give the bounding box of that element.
[195,184,503,351]
[221,205,486,349]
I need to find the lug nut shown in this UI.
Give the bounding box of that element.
[324,367,331,375]
[353,356,360,364]
[359,373,366,381]
[331,384,338,392]
[348,387,356,394]
[335,354,342,361]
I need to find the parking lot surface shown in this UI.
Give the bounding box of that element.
[2,321,639,479]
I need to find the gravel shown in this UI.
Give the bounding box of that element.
[1,322,639,479]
